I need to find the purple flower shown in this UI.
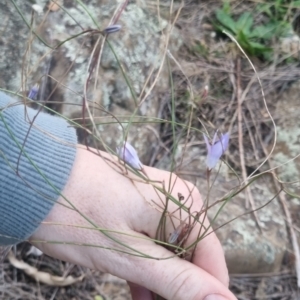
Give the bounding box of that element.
[204,132,229,170]
[28,84,39,100]
[103,24,122,34]
[116,142,142,170]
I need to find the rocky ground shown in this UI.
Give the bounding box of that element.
[1,0,300,299]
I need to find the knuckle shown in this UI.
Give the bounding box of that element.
[167,268,197,300]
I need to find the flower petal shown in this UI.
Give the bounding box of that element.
[205,132,229,170]
[203,134,211,153]
[28,84,39,100]
[220,133,229,152]
[117,142,142,170]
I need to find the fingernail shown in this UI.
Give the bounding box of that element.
[204,294,229,300]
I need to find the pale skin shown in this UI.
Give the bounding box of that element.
[31,146,237,300]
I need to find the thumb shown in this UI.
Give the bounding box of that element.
[118,241,236,300]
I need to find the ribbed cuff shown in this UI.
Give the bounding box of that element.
[0,92,77,245]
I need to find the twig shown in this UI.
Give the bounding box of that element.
[236,57,262,231]
[223,30,278,179]
[112,0,129,25]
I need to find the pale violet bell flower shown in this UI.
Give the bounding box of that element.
[204,132,229,170]
[28,84,39,100]
[117,142,142,170]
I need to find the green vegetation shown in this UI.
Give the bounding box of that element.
[213,0,298,59]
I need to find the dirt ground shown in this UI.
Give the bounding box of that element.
[1,243,299,299]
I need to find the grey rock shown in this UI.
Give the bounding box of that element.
[272,82,300,184]
[0,0,181,163]
[272,81,300,250]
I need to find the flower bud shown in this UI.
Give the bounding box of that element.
[116,142,142,170]
[104,24,122,34]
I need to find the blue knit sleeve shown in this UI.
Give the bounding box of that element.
[0,92,77,245]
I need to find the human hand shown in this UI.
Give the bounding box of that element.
[31,146,236,300]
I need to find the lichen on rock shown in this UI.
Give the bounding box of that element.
[0,0,182,163]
